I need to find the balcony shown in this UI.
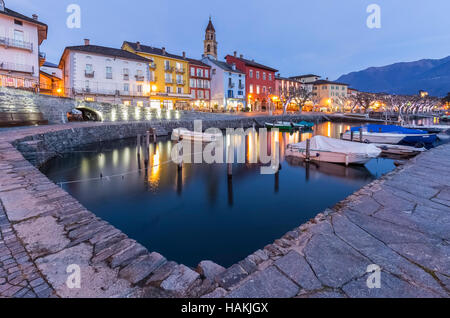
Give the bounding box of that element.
[0,62,34,74]
[239,84,245,89]
[135,75,145,81]
[165,66,174,72]
[228,83,235,88]
[85,70,95,78]
[176,80,186,86]
[165,78,173,84]
[0,37,33,51]
[175,67,185,74]
[149,62,156,69]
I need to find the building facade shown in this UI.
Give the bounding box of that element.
[204,17,217,60]
[0,1,47,90]
[225,52,277,111]
[187,58,211,109]
[59,40,152,106]
[312,79,348,108]
[289,74,321,93]
[122,41,191,110]
[202,57,246,110]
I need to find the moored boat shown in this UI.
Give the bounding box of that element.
[342,124,437,145]
[172,128,223,142]
[374,144,426,156]
[286,136,381,165]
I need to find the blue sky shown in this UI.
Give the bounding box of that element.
[11,0,450,79]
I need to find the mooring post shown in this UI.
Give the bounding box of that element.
[146,131,150,147]
[350,130,354,142]
[340,132,344,140]
[359,128,363,143]
[152,128,156,142]
[227,144,233,178]
[137,134,141,157]
[306,139,311,162]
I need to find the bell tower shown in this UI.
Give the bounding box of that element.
[204,17,217,59]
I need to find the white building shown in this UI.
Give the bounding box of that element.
[202,57,246,110]
[59,40,152,106]
[289,74,321,92]
[0,0,47,89]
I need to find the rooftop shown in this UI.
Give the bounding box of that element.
[312,79,349,86]
[123,41,189,62]
[225,55,278,72]
[206,58,245,74]
[63,44,151,63]
[0,7,47,28]
[289,74,320,79]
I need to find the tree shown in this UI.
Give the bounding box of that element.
[281,86,312,114]
[349,92,376,113]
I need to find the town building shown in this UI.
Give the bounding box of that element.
[274,75,306,111]
[225,52,278,111]
[202,57,246,111]
[289,74,321,93]
[122,41,191,110]
[0,1,47,90]
[312,79,349,108]
[204,17,217,60]
[187,58,211,109]
[39,61,63,96]
[59,40,152,106]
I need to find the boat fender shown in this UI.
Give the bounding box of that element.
[364,139,370,144]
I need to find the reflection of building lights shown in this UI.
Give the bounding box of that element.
[149,146,160,185]
[112,149,119,167]
[327,122,331,137]
[152,85,157,92]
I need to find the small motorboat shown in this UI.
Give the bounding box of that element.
[374,144,426,156]
[265,121,296,130]
[342,124,437,145]
[286,136,381,165]
[296,121,315,129]
[172,128,223,142]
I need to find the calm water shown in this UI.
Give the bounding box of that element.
[41,122,396,267]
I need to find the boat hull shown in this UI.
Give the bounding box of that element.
[285,148,372,165]
[342,132,405,144]
[172,129,222,142]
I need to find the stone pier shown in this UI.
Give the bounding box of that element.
[0,117,449,298]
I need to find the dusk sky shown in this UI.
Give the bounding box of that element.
[11,0,450,80]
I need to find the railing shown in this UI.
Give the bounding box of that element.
[176,80,186,85]
[0,62,34,74]
[165,66,174,72]
[85,71,95,78]
[135,75,145,81]
[228,83,235,88]
[175,67,185,74]
[165,78,173,84]
[0,37,33,51]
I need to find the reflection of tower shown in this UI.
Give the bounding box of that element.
[204,17,218,59]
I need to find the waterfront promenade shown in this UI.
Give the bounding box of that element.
[0,117,449,298]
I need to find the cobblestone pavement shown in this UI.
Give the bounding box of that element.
[1,119,449,298]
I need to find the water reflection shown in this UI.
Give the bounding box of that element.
[41,121,395,267]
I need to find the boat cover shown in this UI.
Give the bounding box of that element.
[289,136,381,157]
[350,124,428,135]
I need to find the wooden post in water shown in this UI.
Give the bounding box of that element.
[151,128,156,142]
[146,131,150,147]
[227,144,233,178]
[137,134,141,157]
[305,139,311,162]
[359,128,363,143]
[350,130,354,142]
[340,132,344,140]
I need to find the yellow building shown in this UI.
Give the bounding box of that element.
[122,41,191,110]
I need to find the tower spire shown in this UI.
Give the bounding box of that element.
[204,16,217,59]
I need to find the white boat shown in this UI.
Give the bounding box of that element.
[374,144,426,156]
[342,131,406,144]
[172,128,223,142]
[402,124,450,133]
[286,136,381,165]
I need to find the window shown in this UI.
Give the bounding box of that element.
[263,73,266,81]
[256,85,260,94]
[124,83,129,92]
[165,60,171,71]
[197,68,203,77]
[85,64,93,72]
[228,90,234,98]
[190,79,196,88]
[177,87,183,94]
[166,86,171,93]
[205,91,209,99]
[14,30,24,44]
[249,70,253,78]
[191,67,195,76]
[106,67,112,79]
[263,86,266,93]
[256,71,260,79]
[249,84,254,93]
[123,68,129,80]
[137,85,142,93]
[204,69,209,78]
[238,91,243,96]
[322,86,327,90]
[269,74,272,81]
[165,73,172,83]
[14,19,23,26]
[198,90,204,99]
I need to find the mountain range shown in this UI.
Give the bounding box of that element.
[337,56,450,97]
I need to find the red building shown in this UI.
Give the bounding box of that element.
[225,52,278,111]
[187,58,211,109]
